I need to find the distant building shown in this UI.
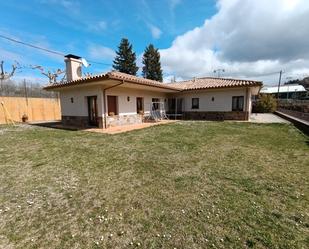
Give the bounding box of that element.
[260,84,307,99]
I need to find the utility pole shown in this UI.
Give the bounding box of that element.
[23,79,28,105]
[285,76,293,100]
[276,70,283,100]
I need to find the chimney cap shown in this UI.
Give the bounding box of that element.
[65,54,81,60]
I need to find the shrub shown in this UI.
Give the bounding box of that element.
[255,94,277,113]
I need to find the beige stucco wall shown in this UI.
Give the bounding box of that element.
[58,83,258,121]
[105,87,167,116]
[59,85,103,117]
[173,88,249,112]
[59,84,168,118]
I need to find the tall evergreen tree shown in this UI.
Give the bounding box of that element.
[142,44,163,82]
[112,38,138,75]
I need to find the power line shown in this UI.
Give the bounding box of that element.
[0,34,113,66]
[276,70,283,100]
[87,60,112,66]
[0,34,65,56]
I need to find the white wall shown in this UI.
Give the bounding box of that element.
[59,84,256,118]
[105,87,167,115]
[59,85,168,118]
[59,86,103,116]
[65,58,82,82]
[173,88,249,112]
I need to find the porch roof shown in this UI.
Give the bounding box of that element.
[43,71,180,91]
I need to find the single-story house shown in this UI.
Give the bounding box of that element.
[44,54,262,128]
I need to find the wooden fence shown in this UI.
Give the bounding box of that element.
[0,96,61,124]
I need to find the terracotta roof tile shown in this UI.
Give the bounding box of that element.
[44,71,262,91]
[44,71,180,91]
[168,77,262,90]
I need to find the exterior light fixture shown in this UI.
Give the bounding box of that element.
[127,96,130,102]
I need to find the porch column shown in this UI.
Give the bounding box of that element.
[100,88,105,129]
[175,97,177,120]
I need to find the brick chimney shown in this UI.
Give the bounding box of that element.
[64,54,82,82]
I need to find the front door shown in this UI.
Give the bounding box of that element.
[107,96,118,115]
[136,97,144,114]
[87,96,98,126]
[176,98,183,114]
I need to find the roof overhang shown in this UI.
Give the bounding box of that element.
[44,73,180,92]
[119,82,179,93]
[44,72,262,94]
[44,78,180,93]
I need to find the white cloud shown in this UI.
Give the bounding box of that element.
[88,45,115,60]
[87,20,107,32]
[169,0,181,10]
[148,24,162,39]
[160,0,309,84]
[163,75,184,83]
[39,0,79,10]
[97,21,107,30]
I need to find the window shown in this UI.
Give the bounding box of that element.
[232,96,244,111]
[192,98,199,109]
[107,96,118,115]
[152,98,160,110]
[87,96,98,126]
[168,98,176,113]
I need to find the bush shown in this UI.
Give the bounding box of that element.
[254,94,277,113]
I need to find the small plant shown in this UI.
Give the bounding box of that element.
[22,114,28,122]
[254,94,277,113]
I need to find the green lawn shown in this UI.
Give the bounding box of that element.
[0,122,308,249]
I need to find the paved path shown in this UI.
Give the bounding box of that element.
[250,113,290,123]
[85,120,177,134]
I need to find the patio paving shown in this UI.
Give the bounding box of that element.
[85,120,177,134]
[250,113,290,123]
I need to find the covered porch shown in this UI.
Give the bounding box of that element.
[58,78,180,129]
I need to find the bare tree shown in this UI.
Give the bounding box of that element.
[31,65,65,84]
[0,61,20,90]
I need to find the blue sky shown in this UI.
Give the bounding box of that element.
[0,0,216,82]
[1,0,309,85]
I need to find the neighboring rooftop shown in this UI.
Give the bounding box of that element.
[260,84,306,93]
[44,71,262,91]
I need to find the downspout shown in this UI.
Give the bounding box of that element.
[245,87,250,120]
[102,80,124,129]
